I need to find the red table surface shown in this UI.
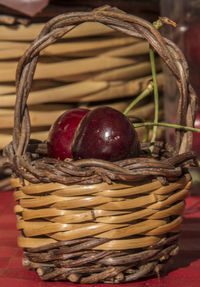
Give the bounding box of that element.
[0,189,200,287]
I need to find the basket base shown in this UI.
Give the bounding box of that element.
[23,233,180,283]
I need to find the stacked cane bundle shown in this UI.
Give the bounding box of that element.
[0,19,163,149]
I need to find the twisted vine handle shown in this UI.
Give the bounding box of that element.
[13,5,197,158]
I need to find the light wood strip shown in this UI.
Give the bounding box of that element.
[0,109,68,128]
[0,42,27,59]
[148,181,192,210]
[14,190,35,200]
[52,187,105,197]
[96,193,156,211]
[20,195,65,208]
[148,188,190,210]
[96,219,165,239]
[26,80,106,105]
[0,22,114,41]
[56,56,154,82]
[18,235,160,250]
[42,37,139,56]
[0,37,139,59]
[78,73,163,102]
[54,182,158,197]
[0,80,107,107]
[18,236,56,248]
[0,73,160,107]
[154,176,190,195]
[12,178,64,191]
[0,131,48,149]
[21,181,134,195]
[92,61,156,81]
[91,187,183,222]
[22,208,128,221]
[0,85,16,94]
[22,208,66,220]
[20,221,127,237]
[51,210,129,224]
[0,94,157,128]
[0,49,23,60]
[155,194,170,201]
[145,216,182,235]
[0,56,135,82]
[49,223,126,241]
[96,181,161,197]
[20,194,121,209]
[102,41,149,57]
[96,208,155,224]
[14,204,24,213]
[52,181,161,197]
[52,196,120,209]
[10,177,23,188]
[21,182,75,194]
[148,201,185,219]
[97,176,189,198]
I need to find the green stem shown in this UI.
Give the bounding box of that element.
[133,121,200,133]
[153,19,163,29]
[149,45,159,151]
[143,126,150,143]
[123,81,153,115]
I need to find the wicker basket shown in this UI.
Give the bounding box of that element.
[4,5,198,284]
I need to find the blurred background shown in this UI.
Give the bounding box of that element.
[160,0,200,191]
[0,0,199,188]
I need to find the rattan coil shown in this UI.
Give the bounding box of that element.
[3,5,198,283]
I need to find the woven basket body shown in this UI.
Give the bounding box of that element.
[5,5,197,284]
[13,172,191,283]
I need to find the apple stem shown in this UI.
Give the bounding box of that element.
[133,121,200,134]
[149,44,159,152]
[123,81,153,116]
[124,18,179,150]
[148,18,174,153]
[143,125,150,143]
[123,19,166,118]
[153,17,176,29]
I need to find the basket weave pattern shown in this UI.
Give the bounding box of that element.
[11,142,196,283]
[13,171,191,283]
[4,5,198,283]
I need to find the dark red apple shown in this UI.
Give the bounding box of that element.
[72,106,140,161]
[47,108,89,160]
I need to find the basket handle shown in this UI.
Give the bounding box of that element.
[13,5,197,157]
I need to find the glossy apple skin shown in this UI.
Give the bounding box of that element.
[72,107,140,161]
[47,108,89,160]
[193,110,200,155]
